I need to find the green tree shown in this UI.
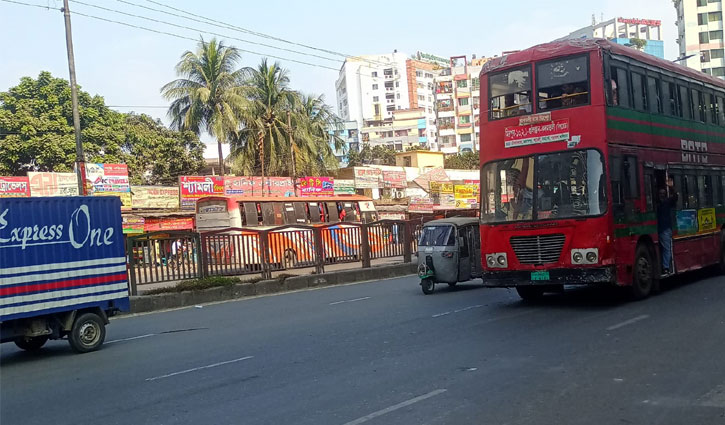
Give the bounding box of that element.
[345,143,396,166]
[293,93,344,176]
[162,37,246,176]
[0,72,204,181]
[627,38,647,51]
[445,151,479,169]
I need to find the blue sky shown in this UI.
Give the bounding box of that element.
[1,0,676,157]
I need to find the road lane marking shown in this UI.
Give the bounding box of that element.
[329,296,371,306]
[432,304,484,318]
[106,334,155,344]
[606,314,650,331]
[145,356,254,381]
[341,389,447,425]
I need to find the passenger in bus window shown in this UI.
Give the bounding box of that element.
[657,177,678,274]
[611,79,619,106]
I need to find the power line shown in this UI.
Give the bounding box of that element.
[70,0,343,64]
[142,0,389,67]
[0,0,53,9]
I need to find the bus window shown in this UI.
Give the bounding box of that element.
[709,93,718,124]
[644,173,655,212]
[622,156,639,199]
[717,97,725,125]
[647,76,663,114]
[243,202,260,227]
[700,175,713,207]
[283,202,296,224]
[611,67,630,108]
[631,72,647,111]
[293,202,308,224]
[692,89,706,123]
[261,203,276,226]
[667,82,680,117]
[684,174,698,209]
[489,65,532,120]
[536,55,589,111]
[326,202,339,222]
[610,156,623,207]
[679,85,692,120]
[714,174,722,207]
[673,174,684,210]
[308,202,321,223]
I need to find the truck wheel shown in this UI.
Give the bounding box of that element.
[631,244,654,300]
[14,335,49,351]
[68,312,106,353]
[421,278,435,295]
[516,286,544,301]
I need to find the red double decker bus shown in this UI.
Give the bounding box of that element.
[479,39,725,300]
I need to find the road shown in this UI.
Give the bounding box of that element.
[2,271,725,425]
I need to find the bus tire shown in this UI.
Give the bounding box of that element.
[14,335,49,351]
[631,244,654,300]
[68,312,106,353]
[516,286,544,301]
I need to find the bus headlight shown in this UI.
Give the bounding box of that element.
[571,248,598,265]
[486,253,507,268]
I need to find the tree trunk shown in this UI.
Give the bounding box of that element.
[258,131,265,197]
[217,140,225,176]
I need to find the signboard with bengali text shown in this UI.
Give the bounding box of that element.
[382,171,407,188]
[179,176,225,210]
[131,186,180,209]
[298,176,334,196]
[334,179,356,195]
[28,172,79,197]
[504,119,569,148]
[84,163,130,193]
[0,176,30,198]
[223,176,295,197]
[354,167,382,188]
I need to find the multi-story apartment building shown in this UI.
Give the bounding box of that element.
[674,0,725,78]
[433,56,488,154]
[328,120,359,166]
[335,52,440,151]
[359,108,428,151]
[558,17,664,58]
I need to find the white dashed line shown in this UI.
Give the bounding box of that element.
[432,304,484,318]
[146,356,254,381]
[341,389,447,425]
[329,297,371,306]
[106,334,155,344]
[606,314,650,331]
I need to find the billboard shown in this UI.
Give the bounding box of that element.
[179,176,224,210]
[131,186,180,209]
[27,172,79,197]
[382,170,407,188]
[298,176,334,196]
[223,176,295,197]
[84,163,130,193]
[354,167,382,188]
[0,176,30,198]
[334,179,356,195]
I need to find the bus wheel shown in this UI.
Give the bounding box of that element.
[631,245,654,300]
[516,286,544,301]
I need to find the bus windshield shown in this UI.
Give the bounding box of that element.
[482,149,607,223]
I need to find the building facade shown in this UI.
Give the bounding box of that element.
[360,108,427,151]
[433,56,488,154]
[328,120,360,167]
[674,0,725,78]
[558,17,665,58]
[335,52,440,151]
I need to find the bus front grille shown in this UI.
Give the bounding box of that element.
[509,234,566,265]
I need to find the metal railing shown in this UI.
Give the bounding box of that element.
[126,220,416,294]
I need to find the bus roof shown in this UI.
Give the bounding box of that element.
[198,195,374,203]
[481,38,725,90]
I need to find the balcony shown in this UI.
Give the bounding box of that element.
[438,122,455,130]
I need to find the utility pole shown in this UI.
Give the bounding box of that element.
[258,130,265,198]
[287,111,297,195]
[62,0,87,195]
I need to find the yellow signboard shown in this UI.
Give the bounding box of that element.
[94,191,132,210]
[454,184,476,199]
[429,181,454,193]
[698,208,716,232]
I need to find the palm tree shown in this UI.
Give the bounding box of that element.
[293,93,344,176]
[161,37,246,175]
[230,59,297,179]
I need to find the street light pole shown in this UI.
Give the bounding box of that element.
[62,0,87,195]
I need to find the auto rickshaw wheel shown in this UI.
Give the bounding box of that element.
[421,278,435,295]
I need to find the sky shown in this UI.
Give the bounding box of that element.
[0,0,677,157]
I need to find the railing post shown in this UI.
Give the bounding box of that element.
[260,230,272,280]
[360,223,371,269]
[126,236,138,296]
[402,221,412,263]
[194,232,204,278]
[313,226,325,275]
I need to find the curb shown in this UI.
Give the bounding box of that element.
[127,262,417,314]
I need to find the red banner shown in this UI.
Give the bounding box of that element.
[179,176,224,210]
[298,176,334,196]
[504,119,569,148]
[224,176,295,197]
[144,217,195,232]
[382,171,407,188]
[0,176,30,198]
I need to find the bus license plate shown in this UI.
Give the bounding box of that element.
[531,271,550,281]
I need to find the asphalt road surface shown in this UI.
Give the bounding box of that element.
[2,271,725,425]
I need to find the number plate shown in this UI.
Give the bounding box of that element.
[530,271,550,281]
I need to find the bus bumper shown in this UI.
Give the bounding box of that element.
[482,266,616,287]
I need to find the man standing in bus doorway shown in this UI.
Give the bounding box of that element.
[657,177,678,275]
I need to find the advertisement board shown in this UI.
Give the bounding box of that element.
[27,172,79,197]
[298,176,334,196]
[179,176,224,210]
[94,191,132,210]
[334,179,356,195]
[144,217,195,232]
[409,196,434,213]
[223,176,295,197]
[85,163,130,193]
[382,170,407,188]
[0,176,30,198]
[131,186,180,209]
[354,167,382,188]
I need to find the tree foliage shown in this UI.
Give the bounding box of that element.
[0,71,205,182]
[346,143,397,167]
[627,38,647,51]
[162,38,246,175]
[444,151,479,170]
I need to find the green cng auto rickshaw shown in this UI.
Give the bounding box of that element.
[417,217,482,294]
